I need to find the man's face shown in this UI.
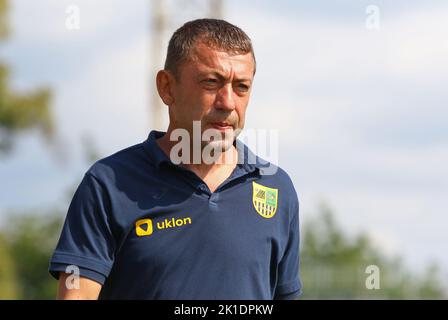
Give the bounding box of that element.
[169,42,255,152]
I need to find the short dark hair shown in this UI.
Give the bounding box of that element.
[164,18,256,78]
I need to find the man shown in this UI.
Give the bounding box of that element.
[49,18,302,300]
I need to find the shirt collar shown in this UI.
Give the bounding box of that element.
[142,130,172,168]
[143,130,267,173]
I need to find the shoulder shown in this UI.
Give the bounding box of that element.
[256,156,300,209]
[85,142,149,185]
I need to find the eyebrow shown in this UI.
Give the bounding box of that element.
[201,70,252,83]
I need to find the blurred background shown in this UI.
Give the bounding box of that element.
[0,0,447,299]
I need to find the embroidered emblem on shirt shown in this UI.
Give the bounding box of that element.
[252,181,278,219]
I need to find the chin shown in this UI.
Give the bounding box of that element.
[206,139,234,152]
[202,127,236,151]
[200,138,235,164]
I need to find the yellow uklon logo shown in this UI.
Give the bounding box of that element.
[252,181,278,219]
[135,216,193,236]
[135,219,153,236]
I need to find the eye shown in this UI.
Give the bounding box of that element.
[236,84,250,92]
[201,78,219,90]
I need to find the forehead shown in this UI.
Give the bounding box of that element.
[182,42,255,79]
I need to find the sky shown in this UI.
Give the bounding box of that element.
[0,0,447,279]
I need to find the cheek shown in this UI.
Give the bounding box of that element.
[197,92,218,116]
[172,80,210,126]
[175,91,204,119]
[200,91,217,105]
[236,102,248,125]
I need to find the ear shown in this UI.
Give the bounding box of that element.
[156,70,176,106]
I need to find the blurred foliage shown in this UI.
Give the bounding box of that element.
[300,203,446,299]
[0,136,98,300]
[0,211,63,299]
[0,0,8,39]
[0,233,18,298]
[0,0,53,153]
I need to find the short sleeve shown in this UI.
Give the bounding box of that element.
[48,173,116,285]
[274,197,302,300]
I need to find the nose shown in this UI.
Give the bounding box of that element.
[215,83,236,111]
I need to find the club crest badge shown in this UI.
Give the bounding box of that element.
[252,181,278,219]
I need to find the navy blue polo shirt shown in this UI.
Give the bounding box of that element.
[49,130,302,300]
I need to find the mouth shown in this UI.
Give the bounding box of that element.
[210,122,234,131]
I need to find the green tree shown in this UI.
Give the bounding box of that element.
[300,203,446,299]
[2,212,63,299]
[0,0,53,153]
[0,233,18,298]
[0,0,8,38]
[0,136,102,299]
